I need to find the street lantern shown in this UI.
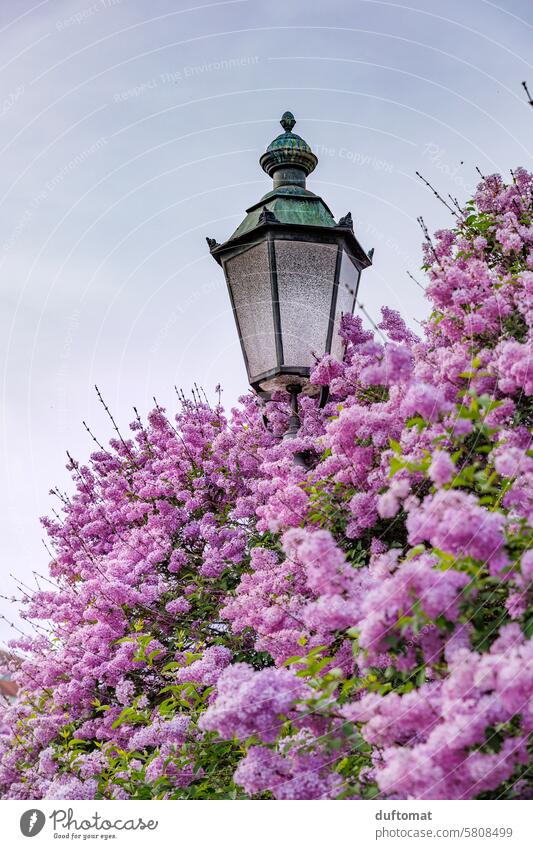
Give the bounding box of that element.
[207,111,372,400]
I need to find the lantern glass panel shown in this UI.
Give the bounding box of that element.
[224,241,276,382]
[274,239,338,368]
[331,251,361,360]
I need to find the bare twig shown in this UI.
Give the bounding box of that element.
[415,171,457,215]
[407,270,425,291]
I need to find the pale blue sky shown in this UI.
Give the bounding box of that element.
[1,0,532,642]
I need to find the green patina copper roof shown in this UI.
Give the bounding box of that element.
[228,187,336,240]
[226,111,335,240]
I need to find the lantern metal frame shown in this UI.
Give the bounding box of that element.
[209,219,368,394]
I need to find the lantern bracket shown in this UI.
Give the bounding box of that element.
[258,383,330,466]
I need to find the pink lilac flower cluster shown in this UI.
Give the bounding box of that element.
[234,738,344,800]
[343,625,533,799]
[0,169,531,801]
[199,664,309,743]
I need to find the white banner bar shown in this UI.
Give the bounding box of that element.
[2,799,532,848]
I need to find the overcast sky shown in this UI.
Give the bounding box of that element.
[1,0,532,644]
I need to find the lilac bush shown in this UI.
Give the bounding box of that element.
[0,169,532,800]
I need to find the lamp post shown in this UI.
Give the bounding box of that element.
[207,111,372,436]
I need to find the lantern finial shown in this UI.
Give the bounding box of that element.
[260,112,317,182]
[280,111,296,133]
